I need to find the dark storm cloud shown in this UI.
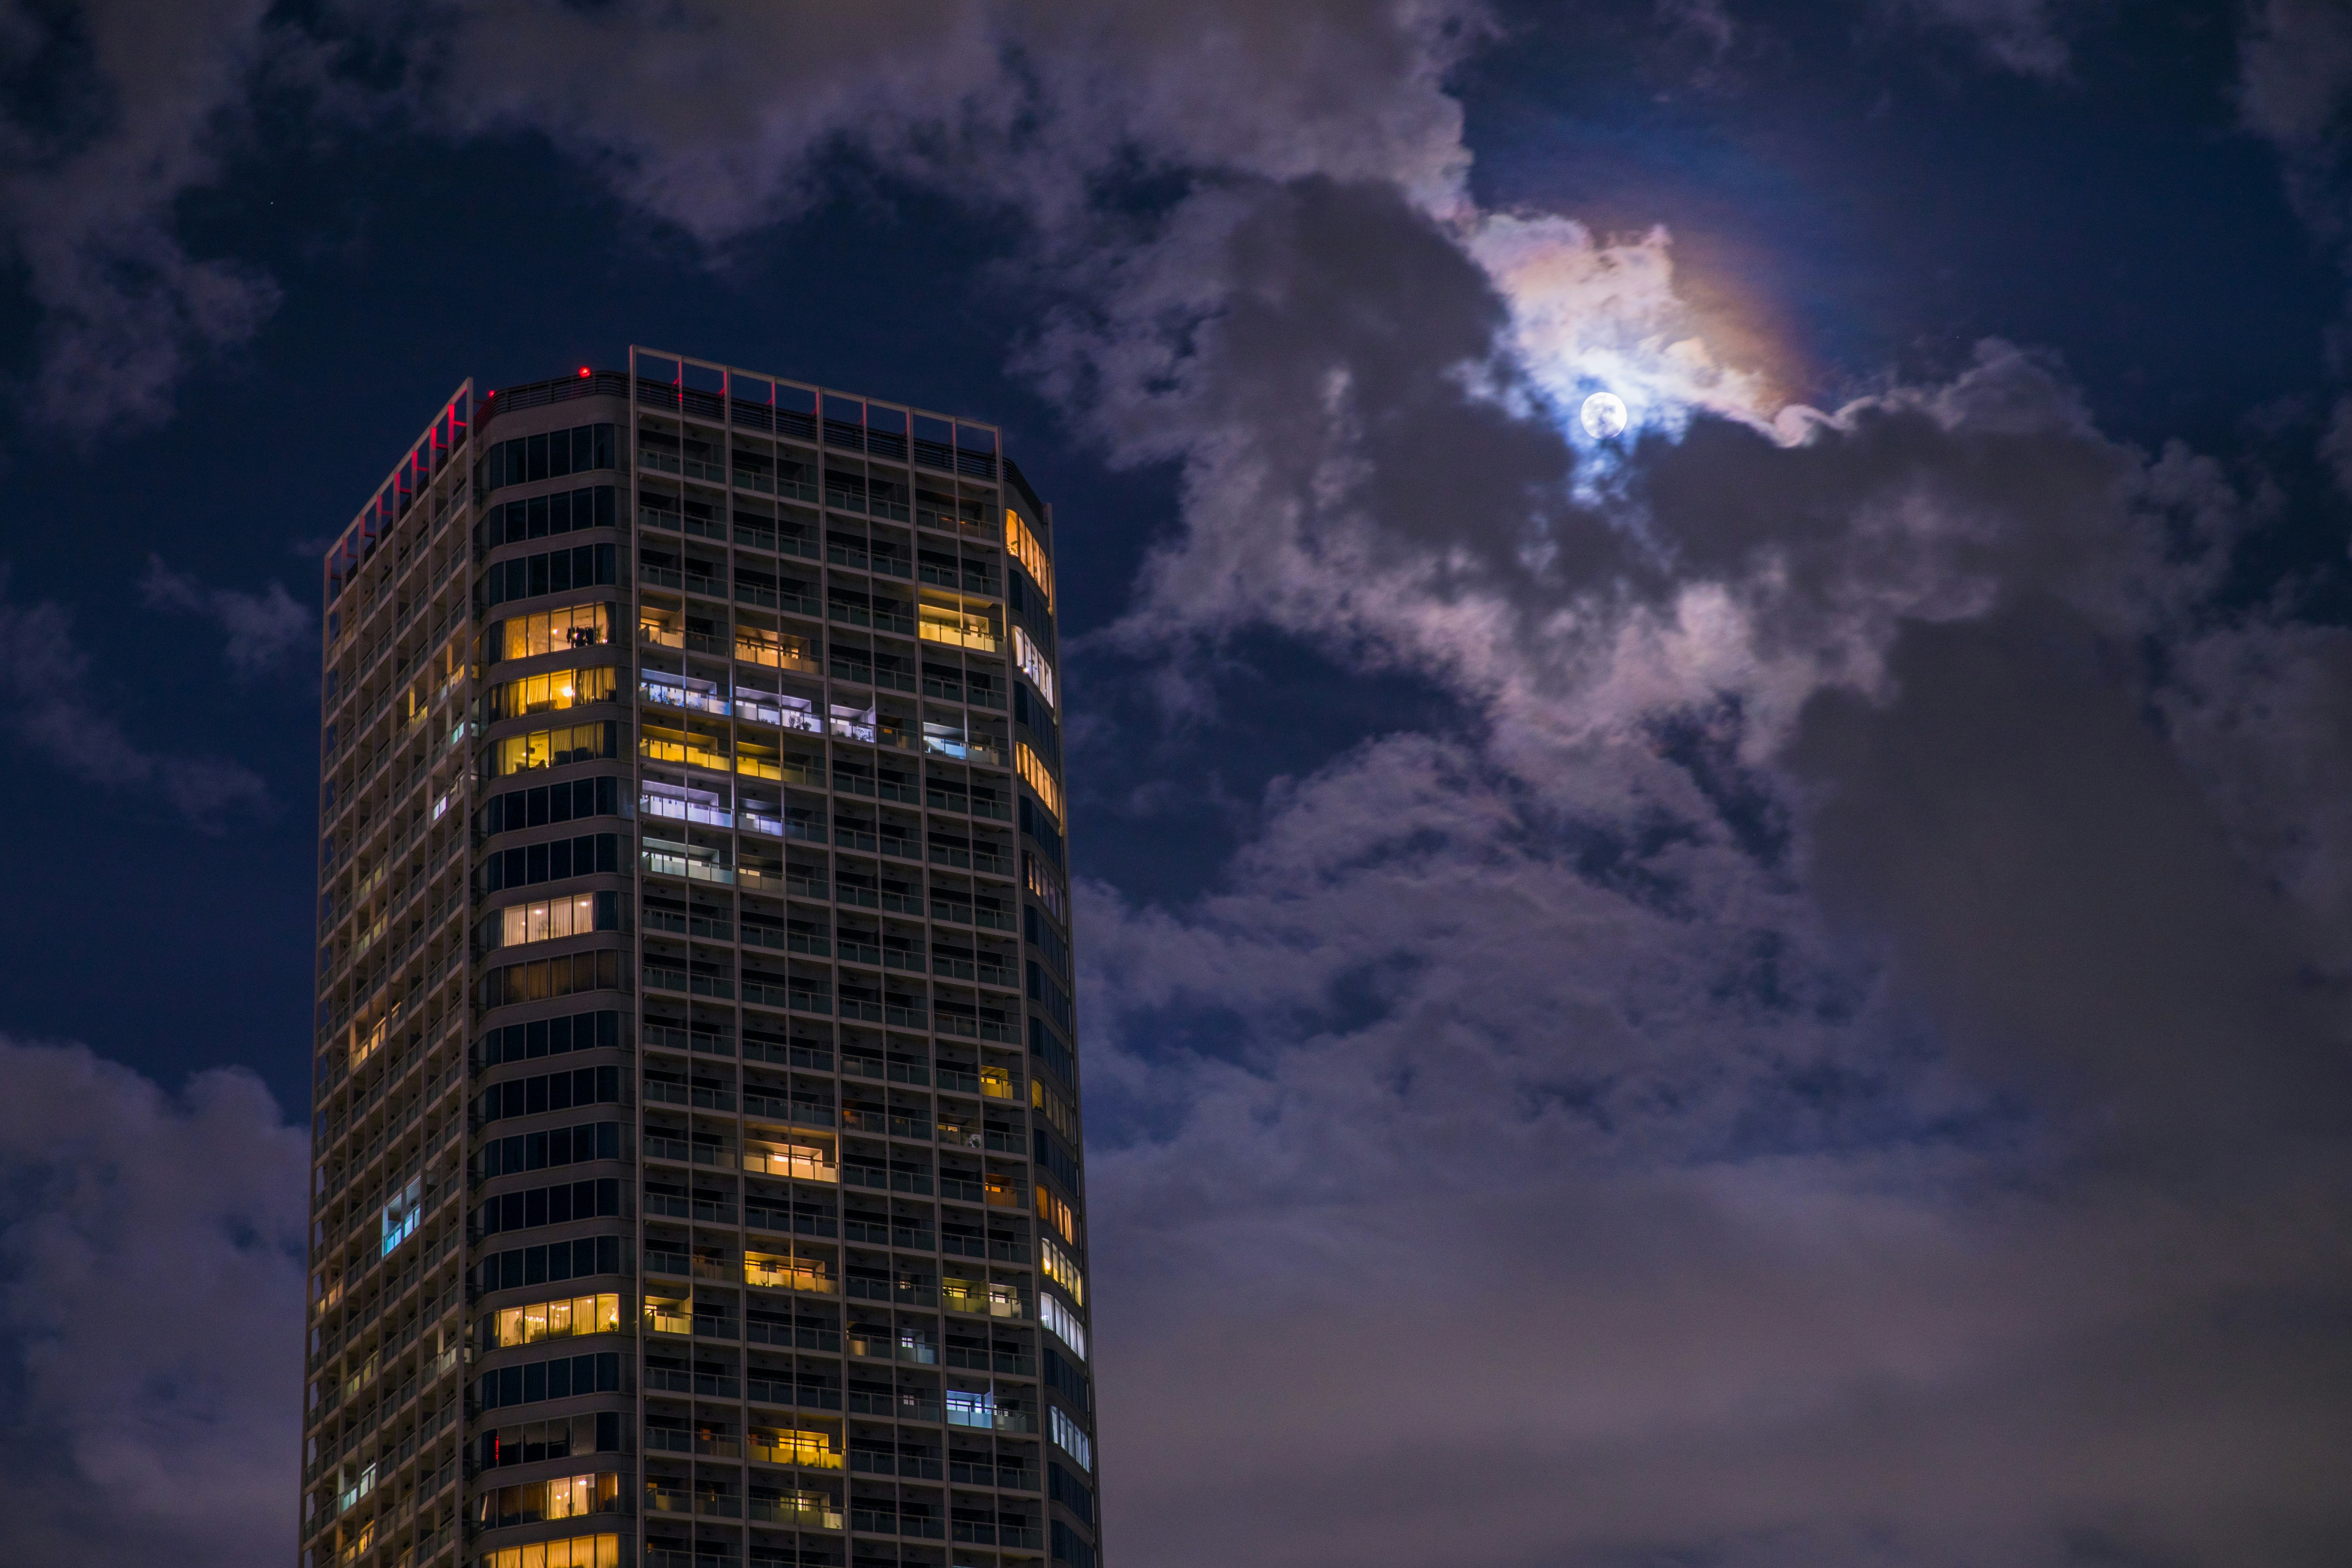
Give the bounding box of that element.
[0,1037,306,1568]
[1790,601,2352,1155]
[0,0,288,435]
[0,4,2348,1568]
[1006,70,2352,1561]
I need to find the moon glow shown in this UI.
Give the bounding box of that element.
[1580,391,1629,440]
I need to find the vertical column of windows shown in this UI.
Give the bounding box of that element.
[627,359,1090,1568]
[304,389,479,1568]
[466,402,644,1568]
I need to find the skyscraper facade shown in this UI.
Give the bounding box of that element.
[301,348,1097,1568]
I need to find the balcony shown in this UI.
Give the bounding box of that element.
[641,679,729,718]
[735,694,823,735]
[644,843,734,885]
[750,1496,842,1529]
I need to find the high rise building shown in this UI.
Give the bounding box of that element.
[301,348,1097,1568]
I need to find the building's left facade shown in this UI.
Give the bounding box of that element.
[303,381,491,1568]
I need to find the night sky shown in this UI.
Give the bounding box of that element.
[3,2,2351,1564]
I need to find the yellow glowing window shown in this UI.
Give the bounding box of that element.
[502,603,610,660]
[544,1473,619,1521]
[736,737,782,781]
[1036,1184,1077,1245]
[348,1015,386,1069]
[741,1139,836,1182]
[638,720,730,774]
[475,1475,619,1529]
[497,893,604,949]
[493,1293,621,1348]
[494,721,614,777]
[639,606,684,649]
[1041,1235,1085,1306]
[1016,742,1062,823]
[1031,1075,1078,1146]
[479,1532,619,1568]
[750,1424,845,1469]
[735,624,817,672]
[643,1292,691,1335]
[745,1249,834,1293]
[980,1065,1018,1100]
[919,590,1001,653]
[488,664,618,720]
[1005,509,1054,607]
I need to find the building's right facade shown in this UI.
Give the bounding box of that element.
[301,346,1096,1568]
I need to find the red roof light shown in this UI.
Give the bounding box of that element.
[579,367,592,377]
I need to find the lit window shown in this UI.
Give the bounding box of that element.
[744,1248,834,1293]
[735,624,818,673]
[478,1531,619,1568]
[501,603,610,660]
[488,664,618,720]
[1012,625,1056,709]
[496,893,611,948]
[637,718,730,774]
[380,1177,422,1256]
[474,1475,620,1530]
[1016,743,1062,823]
[639,604,684,649]
[750,1424,844,1468]
[946,1387,998,1428]
[741,1138,836,1182]
[1026,854,1066,922]
[493,1292,621,1347]
[919,590,1001,652]
[1051,1406,1093,1472]
[1035,1183,1078,1246]
[1031,1075,1079,1145]
[1041,1236,1085,1306]
[495,720,614,776]
[1041,1292,1088,1361]
[1005,509,1055,606]
[349,1015,387,1069]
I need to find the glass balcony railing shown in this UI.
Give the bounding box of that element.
[640,679,729,717]
[640,792,731,829]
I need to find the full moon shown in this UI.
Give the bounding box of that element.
[1580,391,1629,440]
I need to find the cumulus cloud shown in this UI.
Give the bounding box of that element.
[4,2,2351,1565]
[1069,687,2352,1566]
[140,554,310,676]
[376,0,1487,240]
[2239,0,2352,160]
[1880,0,2075,79]
[0,1035,307,1568]
[0,0,289,436]
[0,569,270,825]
